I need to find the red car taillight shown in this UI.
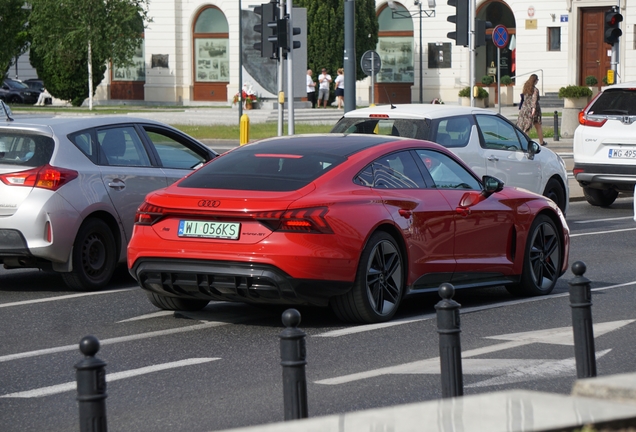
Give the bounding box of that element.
[135,202,166,225]
[578,111,607,127]
[257,207,333,234]
[0,164,78,191]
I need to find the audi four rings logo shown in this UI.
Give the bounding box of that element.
[198,200,221,207]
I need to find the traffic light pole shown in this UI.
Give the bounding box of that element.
[286,0,294,134]
[277,0,284,136]
[469,0,475,107]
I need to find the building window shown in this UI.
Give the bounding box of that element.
[193,7,229,83]
[547,27,561,51]
[377,3,414,83]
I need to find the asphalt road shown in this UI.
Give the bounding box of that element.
[1,197,636,432]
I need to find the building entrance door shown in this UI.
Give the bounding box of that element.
[579,8,612,86]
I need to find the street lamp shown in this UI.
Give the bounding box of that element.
[391,1,436,104]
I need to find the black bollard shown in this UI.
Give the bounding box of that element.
[568,261,597,378]
[435,283,463,398]
[75,335,107,432]
[554,110,560,141]
[279,309,308,420]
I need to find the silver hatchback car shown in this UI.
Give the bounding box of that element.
[0,102,217,290]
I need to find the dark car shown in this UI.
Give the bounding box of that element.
[0,79,41,104]
[23,79,45,92]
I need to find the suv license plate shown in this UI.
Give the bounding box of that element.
[178,220,240,239]
[608,149,636,159]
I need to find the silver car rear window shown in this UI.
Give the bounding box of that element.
[0,132,54,167]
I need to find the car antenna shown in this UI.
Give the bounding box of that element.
[1,101,14,122]
[383,87,396,109]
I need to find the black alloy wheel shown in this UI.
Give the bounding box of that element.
[330,231,404,323]
[507,214,562,297]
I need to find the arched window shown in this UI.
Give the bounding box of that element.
[377,3,414,84]
[192,6,229,101]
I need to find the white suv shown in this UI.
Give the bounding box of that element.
[332,104,569,213]
[573,81,636,206]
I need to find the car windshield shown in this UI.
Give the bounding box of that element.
[4,80,29,90]
[589,89,636,116]
[0,132,55,167]
[331,117,431,140]
[178,146,346,192]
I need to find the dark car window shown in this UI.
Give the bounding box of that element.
[179,147,345,191]
[365,151,426,189]
[69,130,98,163]
[0,132,54,167]
[332,117,430,140]
[97,126,151,167]
[589,89,636,116]
[141,126,207,169]
[415,149,481,190]
[475,115,522,151]
[433,116,472,148]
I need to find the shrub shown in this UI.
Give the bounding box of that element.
[500,75,513,85]
[459,86,489,99]
[585,75,598,86]
[558,85,593,99]
[481,75,494,85]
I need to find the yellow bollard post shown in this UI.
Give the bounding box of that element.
[240,113,249,145]
[370,104,379,134]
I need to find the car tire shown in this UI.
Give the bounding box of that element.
[9,95,22,104]
[543,178,567,214]
[61,219,117,291]
[146,292,209,311]
[330,231,404,323]
[506,214,562,297]
[583,187,618,207]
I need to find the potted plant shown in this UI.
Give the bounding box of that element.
[499,75,514,106]
[232,83,260,110]
[585,75,600,97]
[459,86,489,108]
[558,85,593,109]
[481,75,495,86]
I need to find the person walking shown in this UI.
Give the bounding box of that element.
[306,69,316,108]
[334,68,345,109]
[318,68,332,108]
[517,74,547,145]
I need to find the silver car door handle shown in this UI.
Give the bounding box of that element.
[487,155,498,162]
[107,179,125,190]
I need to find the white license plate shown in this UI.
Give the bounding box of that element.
[178,220,240,239]
[608,148,636,159]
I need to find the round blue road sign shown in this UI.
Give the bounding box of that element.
[492,25,509,48]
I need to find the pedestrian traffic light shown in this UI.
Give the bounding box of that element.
[276,16,301,54]
[475,19,493,48]
[447,0,469,47]
[604,8,623,45]
[253,2,279,59]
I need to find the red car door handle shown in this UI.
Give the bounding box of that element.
[456,207,471,217]
[398,209,412,218]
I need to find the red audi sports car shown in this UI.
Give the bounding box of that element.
[128,134,569,323]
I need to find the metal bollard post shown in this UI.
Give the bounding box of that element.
[435,283,463,398]
[279,309,308,420]
[75,335,107,432]
[568,261,597,378]
[554,110,560,141]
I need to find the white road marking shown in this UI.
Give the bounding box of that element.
[466,350,612,388]
[574,216,634,224]
[0,358,220,398]
[0,288,137,309]
[316,320,633,385]
[570,227,636,237]
[117,311,175,322]
[315,282,636,338]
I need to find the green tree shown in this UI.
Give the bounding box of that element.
[29,0,150,107]
[0,0,30,77]
[295,0,378,99]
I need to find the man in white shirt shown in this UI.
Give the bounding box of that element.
[318,68,332,108]
[306,69,316,108]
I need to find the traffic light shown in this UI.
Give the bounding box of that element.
[276,17,301,54]
[447,0,469,47]
[253,2,279,59]
[475,19,493,48]
[604,8,623,45]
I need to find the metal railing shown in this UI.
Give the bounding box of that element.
[510,69,544,95]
